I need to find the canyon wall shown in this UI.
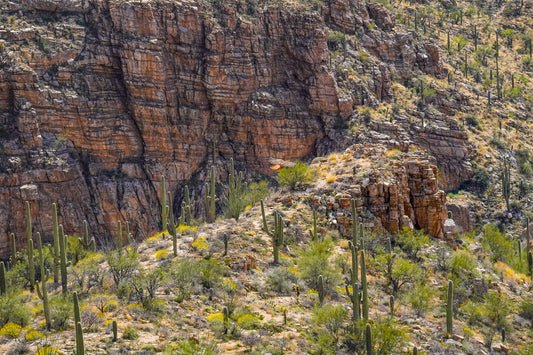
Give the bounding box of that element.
[0,0,466,256]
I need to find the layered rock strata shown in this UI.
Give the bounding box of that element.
[0,0,459,256]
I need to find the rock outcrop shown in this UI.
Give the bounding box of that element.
[309,144,448,238]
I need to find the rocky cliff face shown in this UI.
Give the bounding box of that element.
[0,0,465,256]
[308,145,448,239]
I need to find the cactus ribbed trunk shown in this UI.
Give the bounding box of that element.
[317,275,325,304]
[76,322,85,355]
[361,250,368,320]
[365,324,372,355]
[81,220,96,252]
[9,233,16,266]
[36,233,51,330]
[161,175,168,232]
[272,213,284,264]
[446,280,454,337]
[309,209,318,240]
[74,291,84,354]
[527,218,531,263]
[26,201,35,289]
[112,320,118,341]
[52,203,60,284]
[223,306,229,335]
[206,166,216,223]
[59,224,68,294]
[0,261,6,295]
[261,200,269,234]
[116,221,122,253]
[168,191,177,257]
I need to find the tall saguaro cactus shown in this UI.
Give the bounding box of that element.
[9,233,16,266]
[80,220,96,252]
[52,203,60,284]
[116,221,123,253]
[527,250,533,276]
[345,241,360,323]
[446,280,454,337]
[161,175,168,232]
[361,250,369,320]
[168,191,178,257]
[261,200,269,234]
[73,291,84,354]
[226,157,246,221]
[366,323,373,355]
[59,224,68,294]
[205,166,216,223]
[35,232,51,330]
[502,160,511,210]
[112,320,118,342]
[180,185,193,226]
[0,261,6,295]
[526,217,531,266]
[271,212,284,264]
[261,200,284,264]
[26,201,35,289]
[309,209,318,240]
[317,275,325,304]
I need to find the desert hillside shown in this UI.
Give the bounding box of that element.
[1,0,533,354]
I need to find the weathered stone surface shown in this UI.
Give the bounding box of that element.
[0,0,453,257]
[14,0,86,12]
[323,0,370,33]
[0,0,350,256]
[365,122,472,191]
[442,218,457,240]
[366,3,395,30]
[447,202,476,233]
[315,144,448,238]
[360,32,443,78]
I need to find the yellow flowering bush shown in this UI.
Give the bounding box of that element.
[155,249,170,260]
[192,237,208,250]
[237,314,262,330]
[25,330,45,342]
[0,322,22,338]
[207,313,224,322]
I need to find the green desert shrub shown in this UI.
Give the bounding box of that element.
[168,258,202,301]
[406,282,435,316]
[483,225,514,263]
[449,249,478,284]
[371,317,408,355]
[177,339,218,355]
[395,227,428,260]
[199,259,227,290]
[106,248,139,287]
[462,299,485,326]
[464,114,479,128]
[277,162,316,190]
[483,290,511,334]
[467,164,490,194]
[377,253,423,296]
[519,298,533,321]
[122,325,139,340]
[129,268,165,310]
[0,289,32,327]
[266,267,299,294]
[50,294,72,330]
[310,304,348,347]
[297,237,341,294]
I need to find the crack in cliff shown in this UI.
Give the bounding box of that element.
[100,0,157,216]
